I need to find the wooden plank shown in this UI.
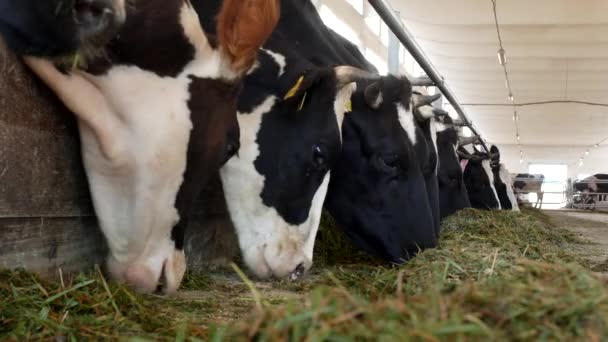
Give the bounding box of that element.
[0,38,94,218]
[0,217,106,276]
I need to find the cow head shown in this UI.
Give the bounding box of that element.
[220,46,357,280]
[487,145,519,211]
[434,115,470,219]
[459,146,501,210]
[325,74,437,263]
[25,0,279,293]
[411,91,444,237]
[0,0,126,57]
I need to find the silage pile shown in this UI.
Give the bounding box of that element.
[1,209,607,341]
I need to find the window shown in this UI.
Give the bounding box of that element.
[364,15,381,36]
[319,5,361,48]
[527,164,568,209]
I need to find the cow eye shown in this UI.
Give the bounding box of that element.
[312,144,328,171]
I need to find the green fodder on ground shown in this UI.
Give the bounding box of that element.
[2,209,608,341]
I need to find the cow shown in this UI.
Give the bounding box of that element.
[24,0,279,293]
[573,174,608,210]
[411,92,446,236]
[489,145,519,211]
[434,115,471,219]
[459,145,501,210]
[0,0,126,57]
[513,173,544,208]
[195,1,360,279]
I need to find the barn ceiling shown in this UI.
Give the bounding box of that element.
[386,0,608,173]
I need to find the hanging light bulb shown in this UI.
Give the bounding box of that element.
[595,144,600,148]
[508,93,514,102]
[497,48,507,65]
[585,149,590,155]
[516,134,520,142]
[579,159,584,167]
[519,159,523,164]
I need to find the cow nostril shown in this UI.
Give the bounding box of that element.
[289,263,306,281]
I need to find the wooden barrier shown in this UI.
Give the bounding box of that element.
[0,39,237,277]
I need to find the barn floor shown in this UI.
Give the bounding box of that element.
[2,208,608,340]
[544,209,608,274]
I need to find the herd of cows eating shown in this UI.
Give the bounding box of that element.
[1,0,524,294]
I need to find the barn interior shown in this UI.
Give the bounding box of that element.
[1,0,608,340]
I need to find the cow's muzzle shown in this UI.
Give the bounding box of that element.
[73,0,125,47]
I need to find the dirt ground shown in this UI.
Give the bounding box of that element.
[544,209,608,274]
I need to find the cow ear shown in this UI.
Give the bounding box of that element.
[217,0,280,75]
[364,80,383,109]
[282,70,321,111]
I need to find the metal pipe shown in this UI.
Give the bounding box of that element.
[367,0,490,154]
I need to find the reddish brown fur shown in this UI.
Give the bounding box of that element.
[216,0,280,74]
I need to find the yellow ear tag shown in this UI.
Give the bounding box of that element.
[345,100,352,113]
[284,75,305,100]
[297,92,308,111]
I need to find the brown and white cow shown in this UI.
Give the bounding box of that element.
[24,0,278,293]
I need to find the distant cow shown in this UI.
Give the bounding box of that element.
[434,115,471,219]
[459,146,501,210]
[25,0,278,293]
[513,173,544,208]
[489,145,519,211]
[573,174,608,209]
[0,0,126,57]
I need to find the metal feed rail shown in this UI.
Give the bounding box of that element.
[367,0,491,154]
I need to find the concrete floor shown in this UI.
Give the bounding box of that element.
[544,210,608,274]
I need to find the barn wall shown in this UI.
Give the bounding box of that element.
[0,40,236,277]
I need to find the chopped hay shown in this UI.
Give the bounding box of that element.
[2,209,607,340]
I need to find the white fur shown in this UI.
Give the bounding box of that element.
[429,118,438,173]
[499,164,520,211]
[25,3,236,293]
[481,160,502,210]
[334,82,356,137]
[397,104,417,145]
[261,49,286,77]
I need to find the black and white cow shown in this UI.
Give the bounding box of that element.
[24,0,279,293]
[434,115,471,219]
[489,145,519,211]
[574,174,608,209]
[196,2,359,279]
[459,145,501,210]
[0,0,126,57]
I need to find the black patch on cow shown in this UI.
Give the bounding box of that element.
[86,0,195,77]
[172,76,241,249]
[461,149,500,210]
[436,117,470,219]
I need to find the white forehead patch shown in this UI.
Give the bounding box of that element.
[261,48,287,77]
[481,159,502,210]
[499,164,520,211]
[397,103,417,145]
[334,82,356,139]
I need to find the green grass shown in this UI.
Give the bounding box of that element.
[2,208,607,341]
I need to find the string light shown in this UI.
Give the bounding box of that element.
[491,0,523,162]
